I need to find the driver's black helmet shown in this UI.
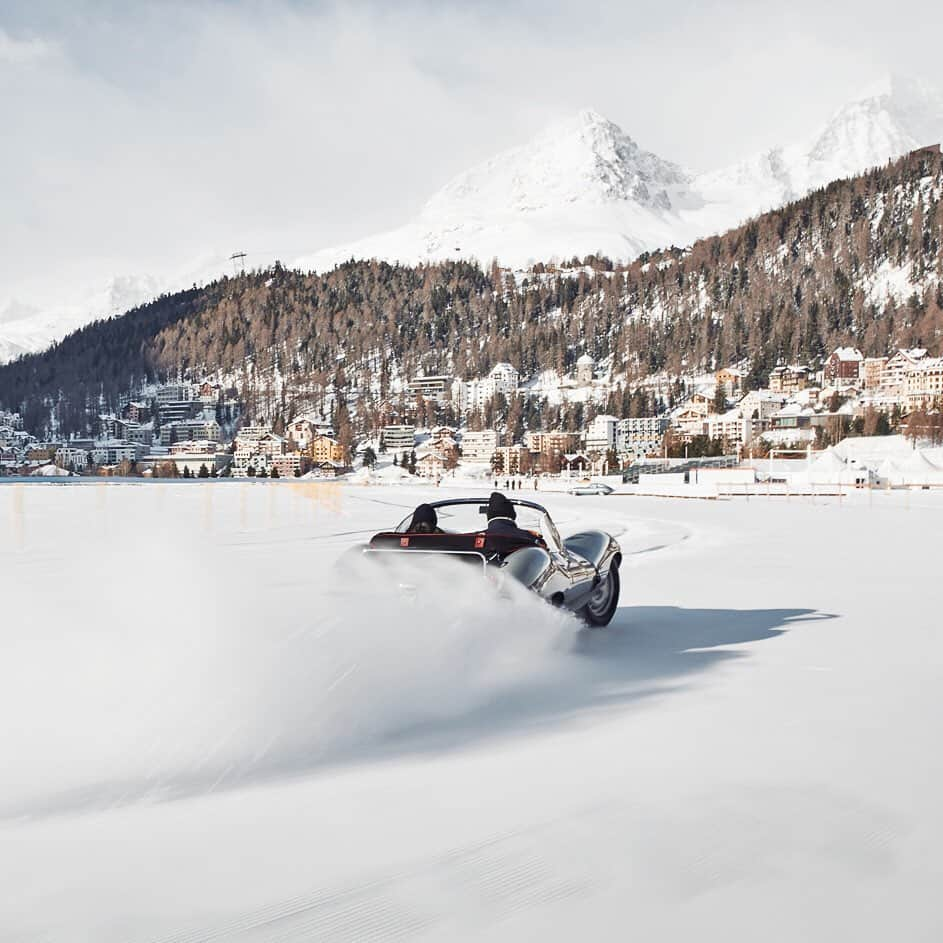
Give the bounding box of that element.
[408,503,438,533]
[486,492,516,521]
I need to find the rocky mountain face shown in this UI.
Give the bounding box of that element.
[302,75,943,272]
[700,75,943,211]
[2,147,942,438]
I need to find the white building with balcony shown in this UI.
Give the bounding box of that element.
[55,447,89,470]
[407,375,453,403]
[459,430,501,462]
[616,417,668,457]
[584,415,619,455]
[906,357,943,409]
[382,425,417,454]
[452,363,520,412]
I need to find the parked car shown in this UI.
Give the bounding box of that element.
[567,481,614,496]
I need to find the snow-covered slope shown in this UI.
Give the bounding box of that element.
[302,75,943,272]
[699,74,943,215]
[0,275,165,364]
[299,110,713,270]
[0,254,250,365]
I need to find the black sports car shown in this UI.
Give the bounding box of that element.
[356,497,622,626]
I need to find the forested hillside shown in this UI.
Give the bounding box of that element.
[2,147,942,437]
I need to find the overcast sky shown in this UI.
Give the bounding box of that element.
[2,0,942,314]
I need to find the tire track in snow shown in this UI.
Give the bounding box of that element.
[139,812,601,943]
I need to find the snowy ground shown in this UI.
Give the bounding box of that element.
[2,481,942,942]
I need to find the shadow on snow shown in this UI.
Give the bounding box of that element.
[4,605,835,821]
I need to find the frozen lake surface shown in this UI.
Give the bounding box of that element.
[1,481,942,941]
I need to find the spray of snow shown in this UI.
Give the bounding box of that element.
[0,502,579,818]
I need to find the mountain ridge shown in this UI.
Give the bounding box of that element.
[301,74,943,273]
[2,146,942,438]
[3,75,943,365]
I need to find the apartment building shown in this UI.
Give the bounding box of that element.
[823,348,863,385]
[906,357,943,409]
[616,416,668,457]
[715,367,744,396]
[310,434,345,463]
[882,348,928,395]
[493,444,530,474]
[452,363,520,412]
[861,357,889,390]
[381,425,416,453]
[704,411,761,450]
[271,453,312,478]
[584,415,619,454]
[155,383,194,404]
[768,365,811,393]
[460,429,501,462]
[285,419,333,450]
[89,442,144,465]
[524,431,580,456]
[407,375,453,402]
[55,447,89,470]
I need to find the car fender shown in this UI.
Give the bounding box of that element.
[501,545,556,593]
[563,530,622,575]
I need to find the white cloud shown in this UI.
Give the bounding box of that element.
[0,27,55,64]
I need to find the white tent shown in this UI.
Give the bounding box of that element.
[806,449,856,485]
[895,450,943,486]
[30,464,72,477]
[875,458,902,485]
[832,435,912,466]
[451,462,493,481]
[793,448,871,486]
[373,463,416,483]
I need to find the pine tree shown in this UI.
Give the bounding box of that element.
[713,383,727,414]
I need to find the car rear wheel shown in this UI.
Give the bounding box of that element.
[579,561,620,627]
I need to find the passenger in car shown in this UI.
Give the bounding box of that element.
[406,503,443,533]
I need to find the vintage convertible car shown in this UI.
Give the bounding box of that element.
[357,497,622,626]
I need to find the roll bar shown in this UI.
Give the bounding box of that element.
[420,497,550,515]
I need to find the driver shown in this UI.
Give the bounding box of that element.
[406,503,442,534]
[484,492,540,545]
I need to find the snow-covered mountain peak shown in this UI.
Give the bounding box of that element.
[8,79,943,366]
[861,73,943,139]
[420,109,690,222]
[805,76,938,175]
[697,76,943,217]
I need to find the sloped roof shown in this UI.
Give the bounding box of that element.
[831,347,863,362]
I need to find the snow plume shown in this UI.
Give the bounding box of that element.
[0,488,578,819]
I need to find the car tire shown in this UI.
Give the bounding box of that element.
[579,560,620,627]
